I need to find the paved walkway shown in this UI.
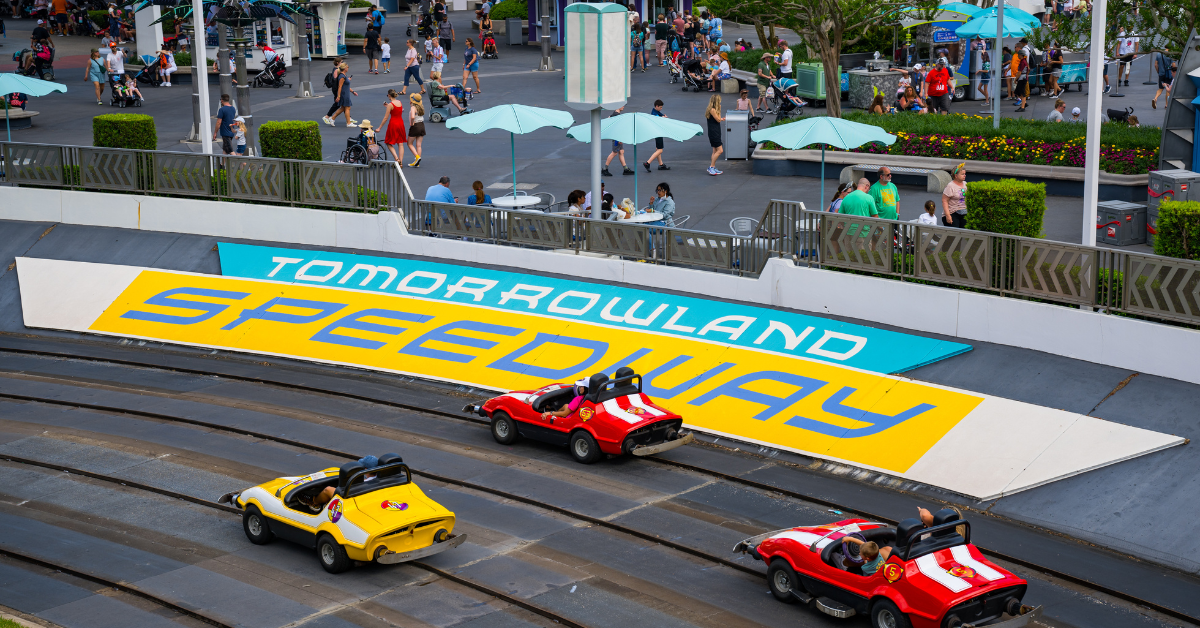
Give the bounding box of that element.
[0,16,1157,251]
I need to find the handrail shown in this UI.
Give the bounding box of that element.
[2,140,1199,330]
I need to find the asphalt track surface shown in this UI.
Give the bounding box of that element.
[2,220,1200,627]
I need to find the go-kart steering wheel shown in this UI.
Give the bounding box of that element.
[841,532,866,564]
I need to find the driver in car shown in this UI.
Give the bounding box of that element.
[841,538,891,576]
[541,379,588,422]
[301,486,336,511]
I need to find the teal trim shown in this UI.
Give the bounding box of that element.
[578,13,585,102]
[596,15,604,103]
[565,2,625,13]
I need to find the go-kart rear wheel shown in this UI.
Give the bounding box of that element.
[568,430,602,464]
[870,599,912,628]
[242,505,274,545]
[767,558,803,603]
[317,533,352,574]
[491,412,519,445]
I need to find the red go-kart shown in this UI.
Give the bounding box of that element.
[463,367,694,463]
[734,509,1042,628]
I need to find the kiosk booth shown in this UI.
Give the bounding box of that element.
[306,0,350,58]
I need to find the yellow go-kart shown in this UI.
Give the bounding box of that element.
[219,453,465,573]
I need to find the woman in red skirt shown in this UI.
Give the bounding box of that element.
[380,88,408,163]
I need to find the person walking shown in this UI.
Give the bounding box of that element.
[431,39,446,76]
[630,22,645,72]
[654,14,669,66]
[1014,50,1030,112]
[976,48,991,108]
[1153,50,1175,109]
[322,59,343,125]
[602,106,632,176]
[463,38,481,93]
[104,42,126,85]
[775,40,793,79]
[942,163,968,227]
[214,94,238,155]
[756,53,773,112]
[408,93,426,167]
[705,94,724,175]
[643,99,671,171]
[331,62,358,126]
[380,88,408,164]
[86,49,106,105]
[364,25,381,74]
[438,14,455,54]
[401,39,424,95]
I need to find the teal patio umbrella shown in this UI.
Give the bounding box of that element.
[751,117,896,208]
[566,112,703,208]
[955,6,1039,38]
[445,104,575,198]
[0,74,67,142]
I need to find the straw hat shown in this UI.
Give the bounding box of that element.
[358,119,373,129]
[409,93,422,103]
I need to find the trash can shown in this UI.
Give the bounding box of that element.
[506,18,524,45]
[723,109,748,160]
[1096,200,1147,246]
[1147,169,1200,248]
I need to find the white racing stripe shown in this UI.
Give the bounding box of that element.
[624,394,666,417]
[602,398,646,424]
[950,545,1004,581]
[915,553,971,593]
[769,530,837,550]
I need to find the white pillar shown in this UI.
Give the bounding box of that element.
[590,108,602,219]
[135,6,164,60]
[192,0,213,155]
[1082,0,1106,247]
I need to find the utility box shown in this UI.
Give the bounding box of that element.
[793,62,840,101]
[724,109,748,160]
[1147,170,1200,248]
[1096,200,1147,246]
[506,18,524,45]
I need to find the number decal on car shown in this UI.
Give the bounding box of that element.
[578,407,594,421]
[883,562,904,583]
[327,498,343,522]
[381,500,409,511]
[948,565,975,579]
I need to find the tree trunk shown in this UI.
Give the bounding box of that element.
[768,23,777,50]
[754,20,769,50]
[817,34,842,117]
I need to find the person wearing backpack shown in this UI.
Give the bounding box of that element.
[322,59,343,125]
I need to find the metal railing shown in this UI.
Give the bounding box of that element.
[0,141,400,213]
[4,140,1200,329]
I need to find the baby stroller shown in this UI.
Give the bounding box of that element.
[134,56,163,87]
[251,56,289,88]
[667,56,683,83]
[681,58,705,92]
[109,78,141,107]
[340,131,381,164]
[481,30,498,59]
[771,77,807,120]
[409,12,434,39]
[429,83,472,122]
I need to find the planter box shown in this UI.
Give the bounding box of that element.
[752,147,1149,201]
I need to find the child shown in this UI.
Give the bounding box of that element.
[234,116,247,155]
[122,75,144,101]
[918,200,938,225]
[425,37,435,62]
[841,538,891,576]
[735,88,754,116]
[381,37,392,73]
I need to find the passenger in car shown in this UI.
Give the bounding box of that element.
[917,507,935,540]
[301,486,337,511]
[841,538,891,576]
[541,379,589,421]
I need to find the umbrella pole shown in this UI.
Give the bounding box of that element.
[633,143,638,209]
[511,132,517,198]
[5,102,10,143]
[821,146,825,211]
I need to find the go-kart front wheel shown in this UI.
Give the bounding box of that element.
[569,430,602,464]
[870,599,912,628]
[242,505,274,545]
[767,558,802,603]
[491,411,519,445]
[317,534,352,574]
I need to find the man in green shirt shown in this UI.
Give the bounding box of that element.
[756,53,773,112]
[839,179,878,217]
[868,167,899,220]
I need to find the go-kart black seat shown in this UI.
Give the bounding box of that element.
[931,508,961,536]
[898,510,966,560]
[532,386,575,413]
[336,461,365,497]
[608,366,640,397]
[895,518,924,548]
[585,373,610,403]
[861,526,897,547]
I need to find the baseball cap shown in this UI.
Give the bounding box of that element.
[37,19,44,24]
[1072,107,1081,115]
[234,116,245,123]
[936,57,947,66]
[912,63,923,70]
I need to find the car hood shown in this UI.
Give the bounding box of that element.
[349,483,452,529]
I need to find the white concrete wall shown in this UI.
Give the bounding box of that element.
[4,186,1199,385]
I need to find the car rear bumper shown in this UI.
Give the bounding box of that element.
[376,533,468,564]
[964,605,1042,628]
[630,431,695,456]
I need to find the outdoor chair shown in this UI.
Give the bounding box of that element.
[673,215,691,228]
[532,192,555,210]
[730,217,759,237]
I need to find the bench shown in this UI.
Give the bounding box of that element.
[839,164,951,194]
[1,110,40,130]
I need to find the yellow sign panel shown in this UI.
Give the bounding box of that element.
[90,271,983,472]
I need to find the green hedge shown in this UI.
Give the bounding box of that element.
[172,52,215,68]
[93,114,157,150]
[964,179,1046,238]
[260,120,322,161]
[89,10,109,27]
[489,0,528,21]
[1153,200,1200,260]
[728,45,811,73]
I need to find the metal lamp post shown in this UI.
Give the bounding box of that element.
[218,25,235,101]
[537,0,554,71]
[294,13,314,97]
[1082,0,1108,247]
[230,35,255,154]
[564,2,630,219]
